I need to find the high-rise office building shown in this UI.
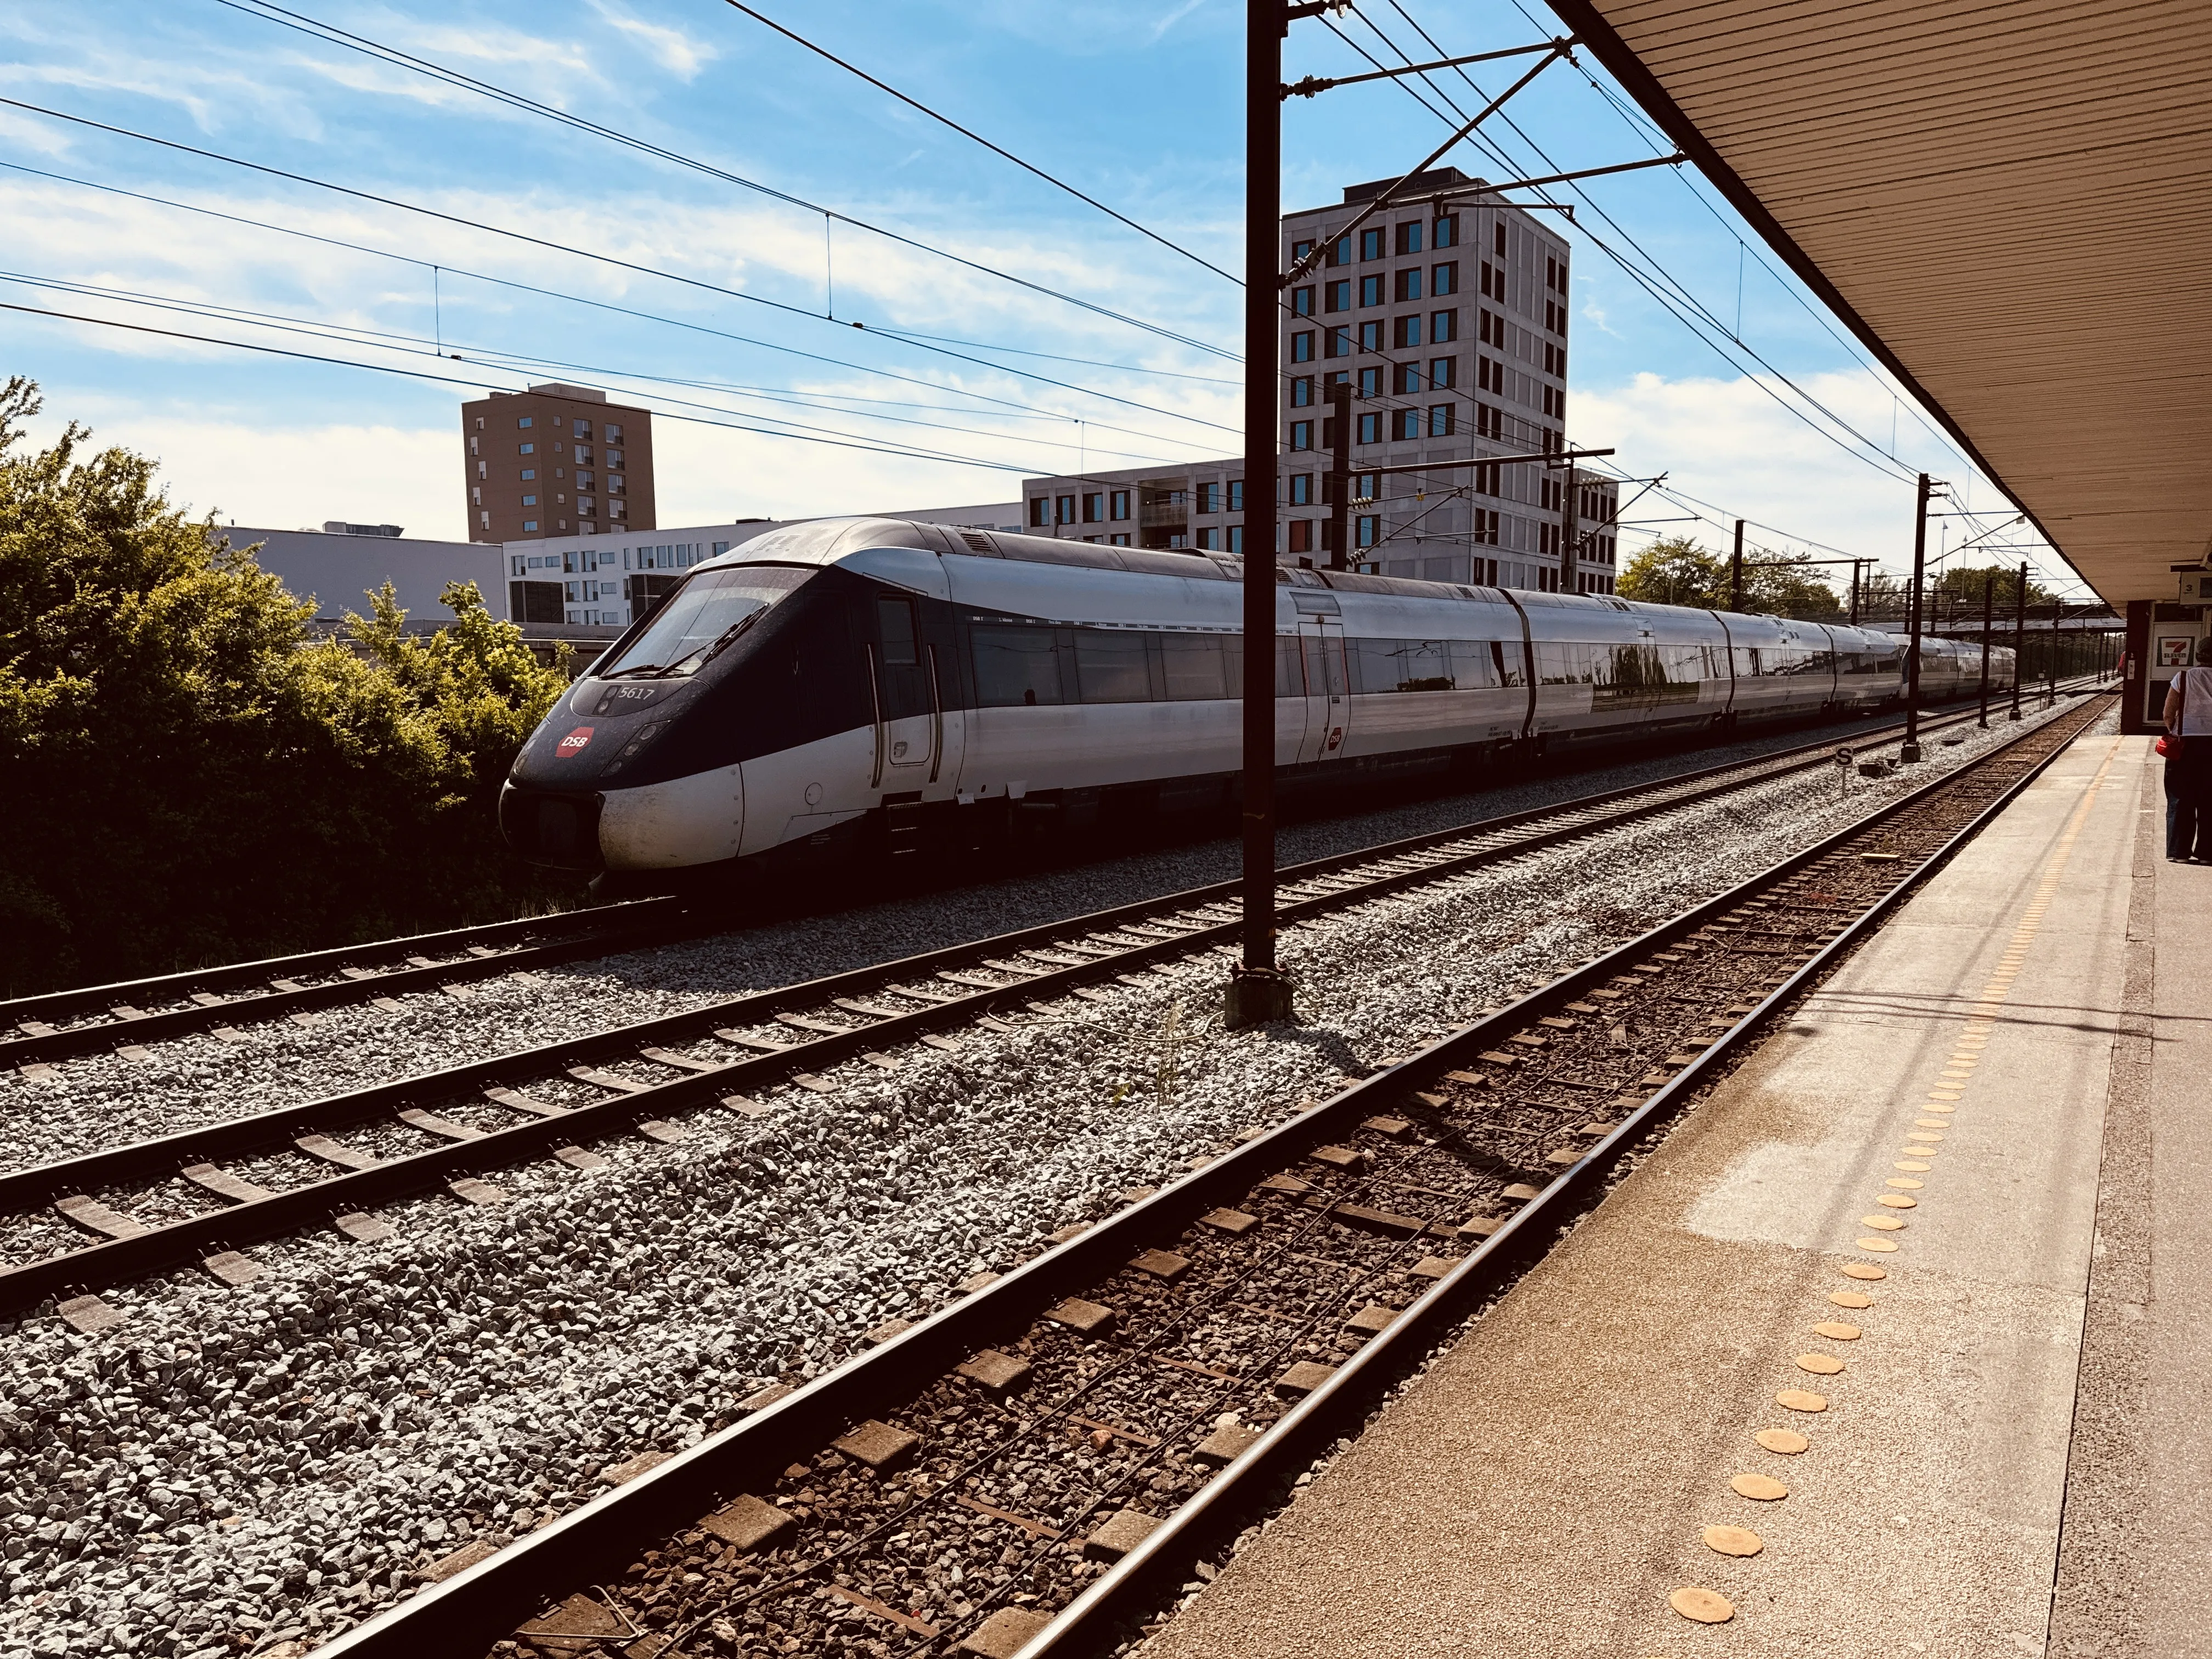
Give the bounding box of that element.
[1023,166,1618,592]
[461,383,657,544]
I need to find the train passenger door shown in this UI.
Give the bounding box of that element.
[1296,618,1351,763]
[868,594,939,786]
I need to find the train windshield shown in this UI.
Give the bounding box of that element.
[598,566,813,678]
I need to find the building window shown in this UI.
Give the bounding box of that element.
[1358,365,1383,397]
[1395,220,1423,256]
[519,442,534,455]
[574,418,590,437]
[510,555,525,575]
[1110,532,1132,546]
[1289,420,1314,450]
[1350,472,1378,501]
[1435,212,1458,247]
[1288,520,1313,554]
[471,487,482,505]
[1082,492,1105,523]
[610,501,625,518]
[605,424,623,441]
[1293,285,1315,315]
[1329,326,1355,358]
[521,467,536,480]
[1290,375,1314,408]
[522,494,538,506]
[1393,315,1423,349]
[1356,515,1380,548]
[1195,527,1221,550]
[518,416,533,428]
[1394,362,1423,395]
[1481,262,1500,300]
[1430,355,1457,389]
[1228,479,1245,511]
[1429,404,1455,437]
[1480,308,1502,345]
[1327,234,1350,267]
[1292,239,1313,263]
[1227,525,1246,554]
[1293,330,1317,363]
[1432,261,1459,296]
[523,520,539,532]
[1476,403,1502,439]
[1110,489,1131,520]
[1196,481,1222,513]
[1289,473,1312,505]
[579,497,595,515]
[1357,411,1383,445]
[1030,498,1049,527]
[1392,409,1421,441]
[1361,228,1385,261]
[480,510,492,529]
[1395,268,1423,303]
[1325,280,1351,313]
[1360,274,1385,307]
[1056,494,1076,524]
[1494,221,1506,256]
[1432,309,1458,342]
[1358,320,1384,352]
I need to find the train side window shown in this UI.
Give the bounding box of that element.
[1488,640,1522,687]
[876,596,919,667]
[972,625,1065,707]
[1277,637,1307,697]
[1074,629,1151,702]
[1161,634,1229,700]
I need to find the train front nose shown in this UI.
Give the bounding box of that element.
[498,783,606,872]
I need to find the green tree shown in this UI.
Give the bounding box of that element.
[1616,534,1840,618]
[0,376,577,994]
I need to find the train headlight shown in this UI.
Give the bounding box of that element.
[600,721,665,776]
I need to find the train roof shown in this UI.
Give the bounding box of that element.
[698,516,1894,644]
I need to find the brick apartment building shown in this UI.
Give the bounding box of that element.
[462,383,657,544]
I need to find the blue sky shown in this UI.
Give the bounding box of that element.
[0,0,2075,591]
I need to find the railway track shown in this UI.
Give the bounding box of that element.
[288,691,2110,1659]
[0,691,2079,1074]
[3,694,2069,1325]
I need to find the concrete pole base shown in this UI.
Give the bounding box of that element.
[1224,966,1296,1030]
[1900,740,1923,763]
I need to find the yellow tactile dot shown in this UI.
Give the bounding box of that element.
[1895,1159,1932,1171]
[1703,1524,1764,1558]
[1756,1427,1811,1454]
[1829,1289,1874,1309]
[1861,1215,1906,1231]
[1886,1177,1925,1189]
[1731,1472,1790,1500]
[1813,1321,1862,1341]
[1775,1388,1829,1412]
[1923,1103,1956,1113]
[1908,1131,1944,1142]
[1857,1237,1899,1252]
[1840,1262,1887,1281]
[1914,1118,1950,1128]
[1795,1352,1845,1375]
[1878,1195,1918,1209]
[1669,1587,1735,1624]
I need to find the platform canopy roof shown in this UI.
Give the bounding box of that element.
[1548,0,2212,606]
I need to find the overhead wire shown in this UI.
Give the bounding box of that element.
[206,0,1234,358]
[0,300,1067,476]
[0,125,1240,440]
[715,0,1237,284]
[0,269,1217,468]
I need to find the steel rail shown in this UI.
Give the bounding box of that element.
[1,694,2074,1314]
[2,691,2063,1075]
[304,694,2111,1659]
[0,898,690,1068]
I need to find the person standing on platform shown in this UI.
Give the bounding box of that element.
[2165,644,2212,861]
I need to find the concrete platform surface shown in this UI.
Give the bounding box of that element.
[1144,729,2202,1659]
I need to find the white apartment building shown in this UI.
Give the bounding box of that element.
[1023,167,1619,594]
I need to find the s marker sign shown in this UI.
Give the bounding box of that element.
[557,726,595,757]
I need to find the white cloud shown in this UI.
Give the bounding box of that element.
[584,0,719,81]
[1149,0,1209,43]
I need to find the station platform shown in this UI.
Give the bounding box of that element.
[1147,731,2209,1657]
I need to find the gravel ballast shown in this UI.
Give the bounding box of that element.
[0,699,2096,1658]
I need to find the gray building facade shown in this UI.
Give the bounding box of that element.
[1022,167,1618,594]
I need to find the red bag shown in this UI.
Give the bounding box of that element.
[2157,733,2174,757]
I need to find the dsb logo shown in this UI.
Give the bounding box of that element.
[557,726,595,757]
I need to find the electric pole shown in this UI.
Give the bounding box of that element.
[1977,571,1993,728]
[1730,518,1744,612]
[1228,0,1292,1030]
[1901,473,1931,761]
[2010,561,2026,720]
[1326,380,1352,572]
[1559,464,1581,594]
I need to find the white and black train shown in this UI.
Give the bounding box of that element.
[499,517,2017,882]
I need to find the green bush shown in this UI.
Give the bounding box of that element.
[0,376,580,995]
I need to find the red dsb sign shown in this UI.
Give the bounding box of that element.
[557,726,595,757]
